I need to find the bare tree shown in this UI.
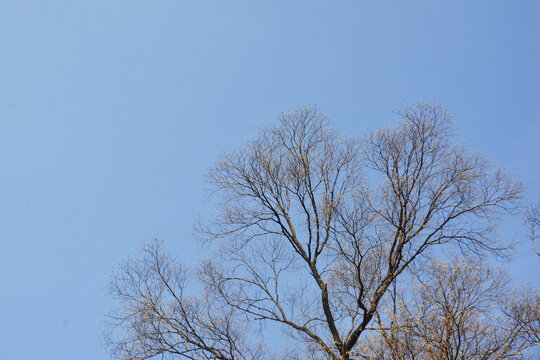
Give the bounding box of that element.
[359,258,539,360]
[105,241,266,360]
[105,103,528,360]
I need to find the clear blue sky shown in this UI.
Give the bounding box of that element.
[1,1,539,359]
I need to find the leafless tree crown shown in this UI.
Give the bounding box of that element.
[360,258,539,359]
[105,103,537,360]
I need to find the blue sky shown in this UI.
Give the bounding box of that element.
[1,1,539,359]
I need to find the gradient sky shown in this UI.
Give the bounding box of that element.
[1,1,539,359]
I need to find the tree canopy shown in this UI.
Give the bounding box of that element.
[105,103,538,360]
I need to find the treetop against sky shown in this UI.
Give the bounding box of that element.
[1,2,539,359]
